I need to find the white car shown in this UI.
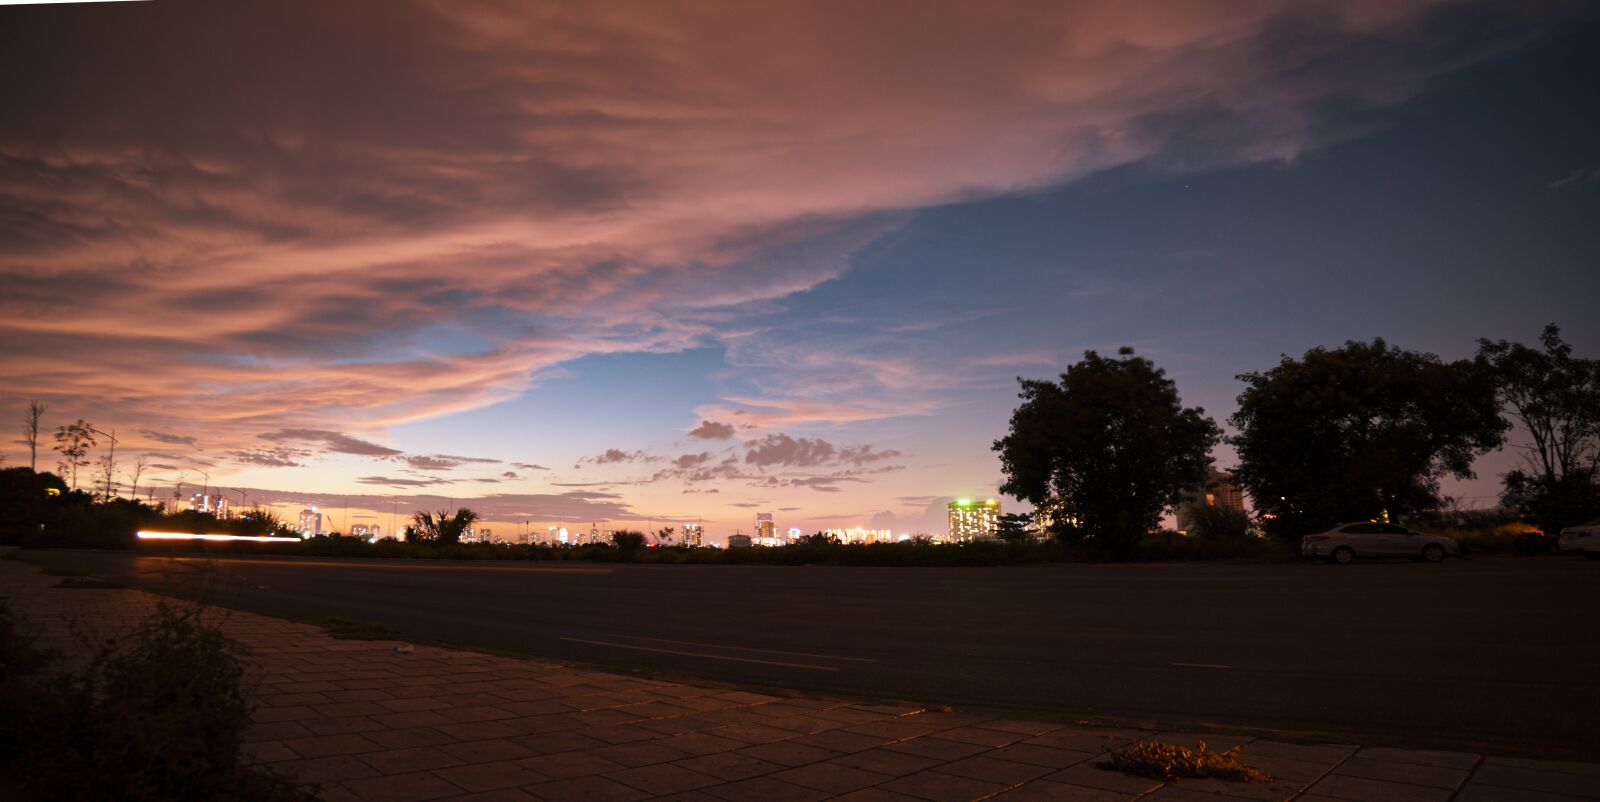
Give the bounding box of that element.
[1558,519,1600,559]
[1301,522,1461,564]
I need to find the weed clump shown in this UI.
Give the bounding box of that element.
[1099,740,1273,783]
[1,599,313,801]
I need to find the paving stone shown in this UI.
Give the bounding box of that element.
[287,732,386,758]
[935,754,1053,785]
[1468,763,1600,798]
[435,721,526,740]
[241,739,299,764]
[1043,762,1162,796]
[515,750,629,781]
[366,727,466,750]
[1306,773,1454,802]
[700,775,833,802]
[1334,756,1469,789]
[737,740,844,767]
[360,746,469,774]
[986,743,1096,770]
[789,728,896,754]
[881,736,993,762]
[431,760,550,793]
[525,775,653,802]
[509,731,608,756]
[439,789,542,802]
[990,781,1130,801]
[439,738,538,764]
[830,748,946,778]
[341,770,467,802]
[1484,757,1600,777]
[275,754,387,784]
[655,731,745,756]
[590,739,694,768]
[932,727,1029,749]
[302,715,388,736]
[773,761,895,794]
[441,705,522,724]
[1354,746,1482,770]
[672,751,788,782]
[877,769,1011,801]
[829,789,929,802]
[1456,784,1595,802]
[609,762,720,795]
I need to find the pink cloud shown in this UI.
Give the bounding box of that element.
[0,0,1567,474]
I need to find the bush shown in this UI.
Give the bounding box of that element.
[1188,506,1253,542]
[3,601,312,801]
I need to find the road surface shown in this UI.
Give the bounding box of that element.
[21,549,1600,758]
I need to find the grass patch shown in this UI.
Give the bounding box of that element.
[1099,740,1273,783]
[318,618,402,641]
[38,568,86,577]
[52,577,123,590]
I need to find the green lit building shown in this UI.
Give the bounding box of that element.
[947,498,1000,542]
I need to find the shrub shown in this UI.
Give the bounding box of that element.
[1189,506,1253,542]
[7,601,313,801]
[1100,740,1272,783]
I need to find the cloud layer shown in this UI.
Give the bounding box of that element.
[0,0,1571,480]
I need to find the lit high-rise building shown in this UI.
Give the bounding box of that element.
[822,527,897,544]
[351,524,370,538]
[681,522,704,547]
[755,513,778,546]
[297,507,323,536]
[1175,469,1247,534]
[947,498,1000,542]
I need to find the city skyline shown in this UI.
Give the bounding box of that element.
[3,2,1598,541]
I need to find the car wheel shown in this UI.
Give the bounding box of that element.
[1332,546,1354,565]
[1422,544,1445,563]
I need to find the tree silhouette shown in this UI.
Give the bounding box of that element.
[1232,339,1505,537]
[410,508,479,545]
[53,419,96,492]
[1478,324,1600,532]
[994,348,1219,557]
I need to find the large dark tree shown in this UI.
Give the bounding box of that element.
[1477,324,1600,532]
[994,348,1219,557]
[1231,339,1505,538]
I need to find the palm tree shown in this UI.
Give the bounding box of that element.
[411,508,479,545]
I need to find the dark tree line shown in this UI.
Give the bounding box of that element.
[996,326,1599,546]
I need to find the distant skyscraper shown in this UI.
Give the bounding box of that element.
[947,498,1000,542]
[351,524,369,538]
[755,513,777,546]
[822,527,897,544]
[1175,468,1247,533]
[726,533,752,548]
[681,522,704,547]
[297,507,323,536]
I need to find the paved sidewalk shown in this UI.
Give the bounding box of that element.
[3,556,1597,802]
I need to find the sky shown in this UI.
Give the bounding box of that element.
[2,1,1597,542]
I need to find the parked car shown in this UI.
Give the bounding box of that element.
[1558,519,1600,560]
[1513,531,1560,556]
[1301,522,1461,564]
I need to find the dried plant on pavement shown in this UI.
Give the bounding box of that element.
[1099,740,1273,783]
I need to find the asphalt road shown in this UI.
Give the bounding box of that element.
[20,550,1600,758]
